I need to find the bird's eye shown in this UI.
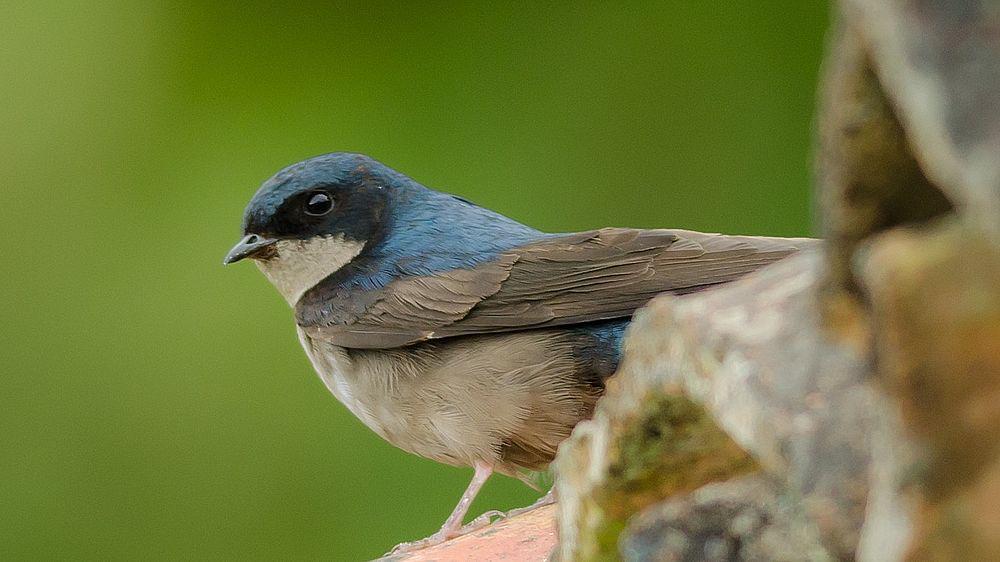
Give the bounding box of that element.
[304,191,334,216]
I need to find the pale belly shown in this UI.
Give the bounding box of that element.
[294,325,614,473]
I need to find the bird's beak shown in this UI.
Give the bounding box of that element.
[224,234,278,265]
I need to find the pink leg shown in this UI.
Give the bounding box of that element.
[387,461,494,555]
[437,460,494,537]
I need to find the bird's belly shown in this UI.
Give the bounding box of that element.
[296,326,618,471]
[298,327,471,464]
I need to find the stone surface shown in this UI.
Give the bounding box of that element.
[377,504,557,562]
[814,3,1000,559]
[843,0,1000,238]
[554,382,758,561]
[554,251,878,560]
[621,476,831,562]
[859,220,1000,560]
[815,17,952,301]
[548,2,1000,560]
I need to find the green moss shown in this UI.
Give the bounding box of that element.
[584,392,759,560]
[611,393,757,497]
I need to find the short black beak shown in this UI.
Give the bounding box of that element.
[224,234,277,265]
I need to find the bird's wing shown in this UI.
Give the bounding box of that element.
[297,228,818,348]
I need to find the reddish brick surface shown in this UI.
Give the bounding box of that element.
[385,504,557,562]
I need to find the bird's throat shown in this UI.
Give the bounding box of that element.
[255,234,365,306]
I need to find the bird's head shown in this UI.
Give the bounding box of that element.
[224,152,401,305]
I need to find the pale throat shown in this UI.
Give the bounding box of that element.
[254,234,366,306]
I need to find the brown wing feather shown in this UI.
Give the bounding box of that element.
[301,228,818,348]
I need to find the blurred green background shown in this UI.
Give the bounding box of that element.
[1,2,829,560]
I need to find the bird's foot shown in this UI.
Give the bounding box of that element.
[385,535,446,557]
[502,488,556,519]
[385,510,504,556]
[455,493,555,534]
[461,509,505,530]
[383,490,555,556]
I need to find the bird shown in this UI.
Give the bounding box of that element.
[224,152,817,551]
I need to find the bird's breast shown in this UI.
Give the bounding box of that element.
[295,327,384,435]
[294,325,622,471]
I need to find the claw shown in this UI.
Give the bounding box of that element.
[502,488,556,519]
[383,467,557,557]
[465,509,504,529]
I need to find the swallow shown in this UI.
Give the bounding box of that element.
[225,152,816,549]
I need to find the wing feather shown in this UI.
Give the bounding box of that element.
[298,228,818,348]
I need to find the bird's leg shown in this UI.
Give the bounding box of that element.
[437,460,495,536]
[387,461,494,555]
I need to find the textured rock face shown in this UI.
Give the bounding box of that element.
[860,222,1000,560]
[553,226,998,562]
[554,378,760,561]
[621,477,831,562]
[842,0,1000,238]
[554,251,877,561]
[550,1,1000,560]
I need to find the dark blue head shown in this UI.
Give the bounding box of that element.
[230,153,413,259]
[225,152,544,305]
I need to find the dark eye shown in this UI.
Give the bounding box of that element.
[304,191,334,216]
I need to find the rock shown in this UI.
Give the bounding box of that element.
[621,476,831,562]
[842,0,1000,238]
[553,380,759,561]
[554,251,876,560]
[858,219,1000,560]
[550,2,1000,560]
[815,17,952,301]
[814,3,1000,559]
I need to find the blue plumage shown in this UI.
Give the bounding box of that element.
[226,152,814,550]
[242,152,548,295]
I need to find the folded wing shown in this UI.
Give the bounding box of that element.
[297,228,818,348]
